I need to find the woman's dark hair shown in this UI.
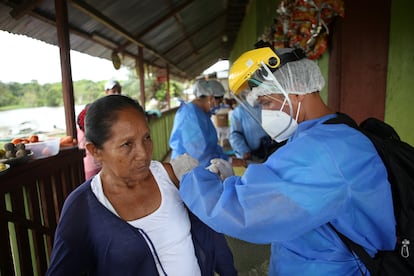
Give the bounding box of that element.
[84,95,145,148]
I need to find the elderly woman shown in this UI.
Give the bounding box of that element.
[47,95,237,275]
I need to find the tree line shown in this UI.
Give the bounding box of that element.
[0,71,186,111]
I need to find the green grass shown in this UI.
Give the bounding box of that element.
[0,105,25,111]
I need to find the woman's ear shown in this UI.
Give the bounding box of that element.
[85,142,102,161]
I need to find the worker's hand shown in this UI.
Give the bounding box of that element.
[206,158,234,180]
[170,154,199,182]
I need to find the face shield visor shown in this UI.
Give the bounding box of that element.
[233,65,297,142]
[229,47,308,142]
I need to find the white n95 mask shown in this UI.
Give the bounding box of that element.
[261,101,300,142]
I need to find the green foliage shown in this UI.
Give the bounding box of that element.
[0,80,65,108]
[0,68,187,110]
[73,80,106,104]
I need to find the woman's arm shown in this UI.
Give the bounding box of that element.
[162,162,180,188]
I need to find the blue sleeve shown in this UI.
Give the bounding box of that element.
[46,188,92,275]
[180,137,351,244]
[180,123,395,248]
[229,108,251,158]
[46,236,91,275]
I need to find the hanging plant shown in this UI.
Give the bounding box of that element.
[263,0,344,60]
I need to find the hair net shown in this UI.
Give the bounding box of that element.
[273,58,325,94]
[210,80,226,97]
[248,56,325,103]
[193,79,216,97]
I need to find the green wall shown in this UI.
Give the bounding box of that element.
[317,52,329,104]
[229,3,257,61]
[231,0,413,145]
[229,0,279,61]
[385,0,414,146]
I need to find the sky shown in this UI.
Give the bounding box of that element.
[0,30,129,84]
[0,30,228,84]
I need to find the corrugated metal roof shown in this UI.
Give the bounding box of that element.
[0,0,249,80]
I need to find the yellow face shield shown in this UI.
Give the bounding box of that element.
[228,47,281,96]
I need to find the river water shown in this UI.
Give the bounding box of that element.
[0,105,84,140]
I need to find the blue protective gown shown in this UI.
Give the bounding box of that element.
[180,113,396,276]
[169,102,228,167]
[229,102,268,158]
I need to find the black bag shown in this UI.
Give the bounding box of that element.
[324,113,414,276]
[255,136,286,160]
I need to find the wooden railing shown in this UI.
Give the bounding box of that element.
[148,107,177,161]
[0,147,85,276]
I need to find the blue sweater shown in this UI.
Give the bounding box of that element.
[46,180,237,276]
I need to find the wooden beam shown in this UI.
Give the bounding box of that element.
[178,32,222,71]
[25,9,186,79]
[137,47,146,110]
[149,10,225,63]
[69,0,187,77]
[166,64,171,110]
[115,0,194,53]
[55,0,76,138]
[9,0,44,20]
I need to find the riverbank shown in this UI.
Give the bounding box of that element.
[0,105,84,141]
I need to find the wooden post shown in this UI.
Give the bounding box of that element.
[166,64,171,109]
[55,0,77,138]
[137,46,146,110]
[328,0,390,123]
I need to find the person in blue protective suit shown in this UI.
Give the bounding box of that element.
[169,79,245,168]
[209,80,232,147]
[178,47,396,275]
[47,95,237,276]
[229,90,282,161]
[210,79,230,115]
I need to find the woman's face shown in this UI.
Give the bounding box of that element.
[95,107,153,182]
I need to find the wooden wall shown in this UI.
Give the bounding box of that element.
[328,0,391,123]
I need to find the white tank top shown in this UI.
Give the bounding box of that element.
[91,160,201,276]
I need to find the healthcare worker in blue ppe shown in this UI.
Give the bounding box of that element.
[229,90,281,161]
[178,46,396,275]
[170,79,245,168]
[210,79,229,115]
